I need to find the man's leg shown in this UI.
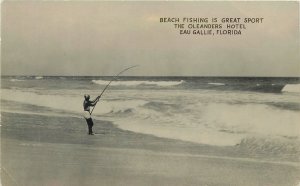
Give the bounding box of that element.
[90,118,94,135]
[85,118,92,135]
[87,118,94,135]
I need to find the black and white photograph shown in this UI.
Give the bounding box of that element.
[1,1,300,186]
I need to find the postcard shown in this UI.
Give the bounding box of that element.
[1,1,299,186]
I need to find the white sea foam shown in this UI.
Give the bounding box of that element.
[208,82,225,86]
[35,76,43,80]
[111,100,300,146]
[102,90,300,146]
[199,103,300,137]
[282,84,300,93]
[92,80,184,86]
[10,79,25,82]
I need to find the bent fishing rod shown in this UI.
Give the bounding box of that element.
[90,65,138,115]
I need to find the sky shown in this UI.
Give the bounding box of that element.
[1,1,299,76]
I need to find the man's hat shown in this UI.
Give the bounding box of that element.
[84,94,90,100]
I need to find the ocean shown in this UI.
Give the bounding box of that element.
[2,76,300,161]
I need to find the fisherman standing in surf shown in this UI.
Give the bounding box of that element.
[82,66,137,135]
[83,94,100,135]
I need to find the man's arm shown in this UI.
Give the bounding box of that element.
[91,96,101,104]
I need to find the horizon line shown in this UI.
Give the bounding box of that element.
[1,75,300,78]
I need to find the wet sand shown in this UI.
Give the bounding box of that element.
[2,112,300,186]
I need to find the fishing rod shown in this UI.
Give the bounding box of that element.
[90,65,138,115]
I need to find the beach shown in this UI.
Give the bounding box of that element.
[2,110,300,186]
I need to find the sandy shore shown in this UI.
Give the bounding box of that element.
[2,111,300,186]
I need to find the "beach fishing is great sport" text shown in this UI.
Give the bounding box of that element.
[159,17,264,36]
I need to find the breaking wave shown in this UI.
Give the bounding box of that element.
[35,76,44,80]
[110,100,300,147]
[282,84,300,93]
[208,82,225,86]
[10,79,25,82]
[92,80,184,87]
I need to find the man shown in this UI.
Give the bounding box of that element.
[83,94,100,135]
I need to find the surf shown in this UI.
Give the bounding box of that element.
[2,76,300,150]
[282,84,300,93]
[92,79,185,87]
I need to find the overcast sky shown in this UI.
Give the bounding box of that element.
[2,1,299,76]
